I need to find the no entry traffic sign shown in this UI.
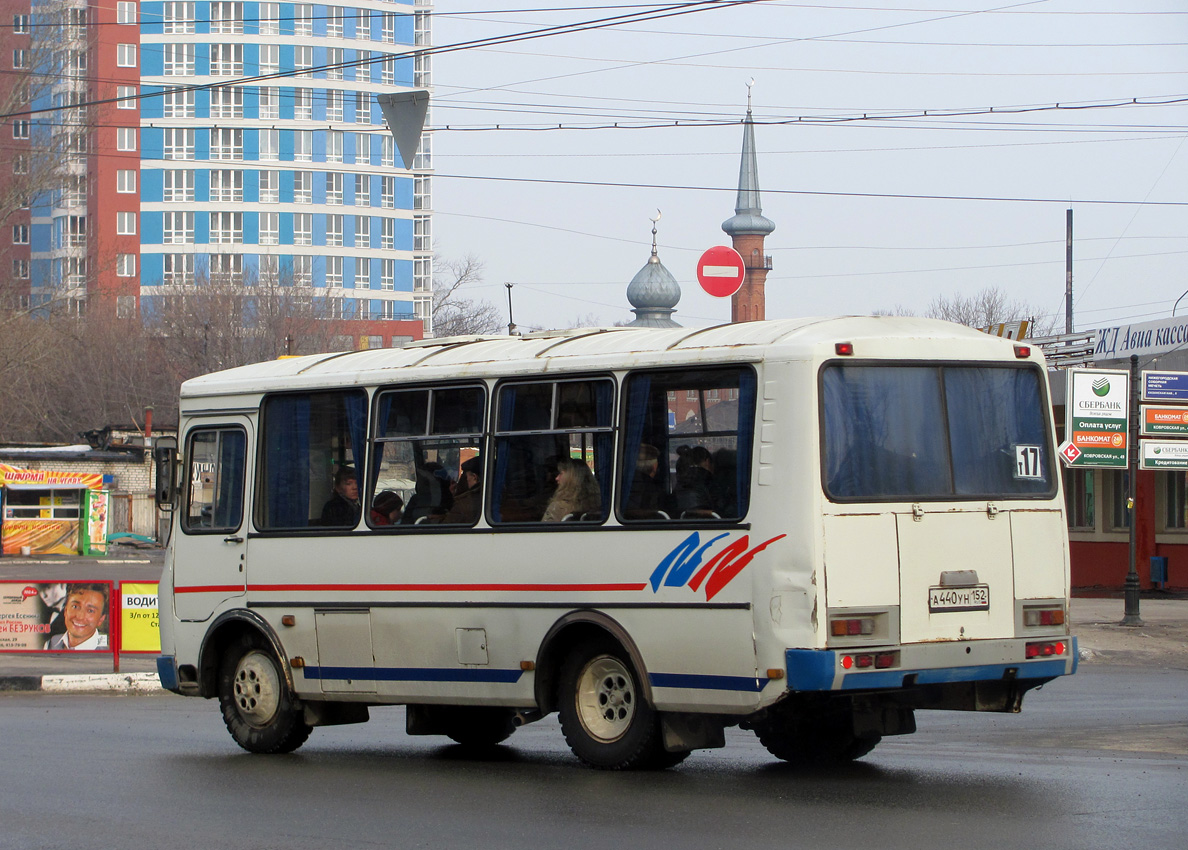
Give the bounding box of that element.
[696,245,745,298]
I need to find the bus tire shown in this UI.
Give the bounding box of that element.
[218,633,312,754]
[752,701,880,766]
[558,639,677,770]
[440,706,518,748]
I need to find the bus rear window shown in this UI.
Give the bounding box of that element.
[822,363,1054,501]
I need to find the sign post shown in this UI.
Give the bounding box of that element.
[695,246,745,299]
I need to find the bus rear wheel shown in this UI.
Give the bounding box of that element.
[751,699,880,766]
[218,633,312,754]
[558,640,685,770]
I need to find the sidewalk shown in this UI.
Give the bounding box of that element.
[2,596,1184,693]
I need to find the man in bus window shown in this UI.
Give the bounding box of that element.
[45,583,109,650]
[320,466,361,526]
[626,444,665,516]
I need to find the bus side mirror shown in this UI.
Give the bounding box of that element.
[154,437,178,511]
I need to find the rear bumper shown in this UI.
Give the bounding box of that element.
[786,636,1078,692]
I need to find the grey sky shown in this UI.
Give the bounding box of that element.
[429,1,1188,334]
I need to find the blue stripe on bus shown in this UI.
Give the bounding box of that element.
[785,649,1074,692]
[303,666,523,684]
[649,672,766,693]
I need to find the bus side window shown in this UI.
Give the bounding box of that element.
[371,384,486,527]
[618,368,755,522]
[490,378,614,524]
[257,390,368,530]
[182,428,246,533]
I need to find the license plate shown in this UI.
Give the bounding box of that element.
[929,584,990,613]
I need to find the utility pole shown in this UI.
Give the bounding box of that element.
[1065,208,1074,334]
[506,283,517,336]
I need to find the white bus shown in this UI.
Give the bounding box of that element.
[154,317,1077,769]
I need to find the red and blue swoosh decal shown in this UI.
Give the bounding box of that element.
[649,532,786,600]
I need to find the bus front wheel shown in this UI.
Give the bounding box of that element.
[218,633,312,754]
[558,640,686,770]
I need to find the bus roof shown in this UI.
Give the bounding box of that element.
[180,316,1030,400]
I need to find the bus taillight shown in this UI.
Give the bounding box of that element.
[1025,640,1067,659]
[831,617,875,637]
[841,651,899,670]
[1023,606,1065,627]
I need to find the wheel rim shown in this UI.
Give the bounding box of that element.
[575,654,636,743]
[232,650,282,727]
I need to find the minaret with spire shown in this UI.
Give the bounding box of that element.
[721,80,775,323]
[626,211,682,328]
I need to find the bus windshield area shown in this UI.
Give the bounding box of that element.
[822,363,1055,502]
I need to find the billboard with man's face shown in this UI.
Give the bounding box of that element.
[0,582,112,651]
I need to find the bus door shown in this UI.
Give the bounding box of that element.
[175,420,252,621]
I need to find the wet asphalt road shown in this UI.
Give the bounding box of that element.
[2,664,1184,850]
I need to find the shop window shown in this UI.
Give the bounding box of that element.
[1065,467,1095,531]
[3,489,80,520]
[1164,472,1188,531]
[1105,469,1130,532]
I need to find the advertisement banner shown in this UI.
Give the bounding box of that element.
[1063,369,1130,468]
[1140,405,1188,437]
[119,583,160,653]
[1142,370,1188,403]
[0,463,103,490]
[0,581,113,652]
[1,520,79,556]
[1141,440,1188,471]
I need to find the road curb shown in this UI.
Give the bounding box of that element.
[0,672,162,693]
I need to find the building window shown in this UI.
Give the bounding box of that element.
[163,128,193,160]
[163,2,195,34]
[117,44,137,68]
[259,44,279,76]
[259,170,279,203]
[382,13,397,44]
[12,121,29,139]
[258,86,279,120]
[294,130,313,162]
[326,131,344,163]
[163,88,194,117]
[163,44,195,76]
[1106,470,1130,532]
[1165,473,1187,530]
[259,2,279,36]
[117,2,137,25]
[211,2,243,34]
[293,88,313,121]
[327,48,344,80]
[210,170,243,203]
[414,215,430,251]
[117,128,137,151]
[210,253,242,282]
[259,129,279,161]
[326,90,344,123]
[117,170,137,193]
[1065,468,1095,531]
[164,253,194,285]
[14,155,27,175]
[381,58,396,87]
[355,91,371,125]
[354,174,369,206]
[414,176,431,210]
[13,225,29,244]
[210,44,243,76]
[117,211,137,235]
[355,216,370,249]
[163,169,194,202]
[117,254,137,277]
[381,259,394,291]
[327,172,343,204]
[13,49,27,70]
[381,176,394,209]
[414,257,431,292]
[293,255,312,286]
[326,256,343,288]
[381,218,394,250]
[163,211,194,244]
[210,128,243,161]
[116,295,136,318]
[294,45,313,77]
[326,215,343,246]
[210,87,243,119]
[210,212,243,244]
[294,4,313,36]
[259,212,279,245]
[117,85,138,110]
[67,216,86,247]
[13,15,29,34]
[293,213,313,246]
[12,258,29,280]
[294,171,312,204]
[327,7,344,38]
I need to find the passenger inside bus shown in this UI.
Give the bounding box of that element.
[542,457,601,521]
[319,466,361,526]
[430,456,482,524]
[370,490,404,526]
[623,444,666,519]
[674,445,719,518]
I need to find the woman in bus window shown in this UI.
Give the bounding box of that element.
[542,457,601,521]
